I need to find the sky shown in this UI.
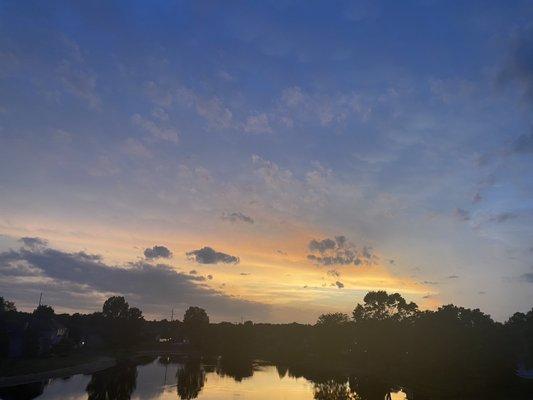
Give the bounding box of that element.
[0,0,532,323]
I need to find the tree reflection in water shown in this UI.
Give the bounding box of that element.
[314,380,360,400]
[348,376,401,400]
[86,362,137,400]
[276,364,288,379]
[176,359,205,400]
[215,356,254,382]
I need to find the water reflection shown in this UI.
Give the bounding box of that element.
[215,356,254,382]
[86,362,137,400]
[176,360,205,400]
[313,380,360,400]
[0,356,523,400]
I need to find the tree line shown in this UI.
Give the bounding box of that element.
[1,291,532,398]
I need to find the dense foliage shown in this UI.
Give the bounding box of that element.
[0,292,532,398]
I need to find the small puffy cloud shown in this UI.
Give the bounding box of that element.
[195,97,233,130]
[131,113,179,144]
[144,245,173,259]
[221,212,254,224]
[453,208,470,221]
[335,281,344,289]
[243,113,272,134]
[309,238,337,253]
[19,237,48,249]
[187,246,239,265]
[327,269,340,277]
[122,138,152,158]
[307,235,376,266]
[447,275,459,279]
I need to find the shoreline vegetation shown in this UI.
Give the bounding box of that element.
[0,354,115,386]
[1,291,532,398]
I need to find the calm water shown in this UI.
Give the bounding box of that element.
[0,356,408,400]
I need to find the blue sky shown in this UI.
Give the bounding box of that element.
[0,0,532,322]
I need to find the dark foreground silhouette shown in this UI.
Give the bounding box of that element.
[1,291,532,399]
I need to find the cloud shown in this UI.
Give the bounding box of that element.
[307,236,376,266]
[243,113,272,134]
[131,113,179,144]
[327,269,340,277]
[195,97,233,130]
[447,275,459,279]
[0,242,268,320]
[278,86,372,127]
[487,212,518,224]
[121,138,152,158]
[19,237,48,249]
[498,27,533,104]
[144,245,173,259]
[186,247,239,264]
[453,208,470,221]
[334,281,344,289]
[57,57,100,109]
[221,212,254,224]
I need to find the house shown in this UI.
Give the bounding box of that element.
[26,316,68,356]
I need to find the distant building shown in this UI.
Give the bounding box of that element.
[26,316,68,356]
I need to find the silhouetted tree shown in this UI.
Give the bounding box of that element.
[316,313,350,327]
[127,307,143,320]
[183,306,209,349]
[352,291,418,322]
[32,304,54,319]
[183,306,209,326]
[102,296,130,319]
[0,297,16,313]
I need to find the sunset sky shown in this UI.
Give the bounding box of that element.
[0,1,532,323]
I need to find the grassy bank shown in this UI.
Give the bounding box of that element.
[0,352,111,377]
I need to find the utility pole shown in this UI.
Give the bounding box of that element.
[38,292,42,307]
[171,308,174,322]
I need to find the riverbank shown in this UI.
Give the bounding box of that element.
[0,355,115,387]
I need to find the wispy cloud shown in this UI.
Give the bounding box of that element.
[221,212,254,224]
